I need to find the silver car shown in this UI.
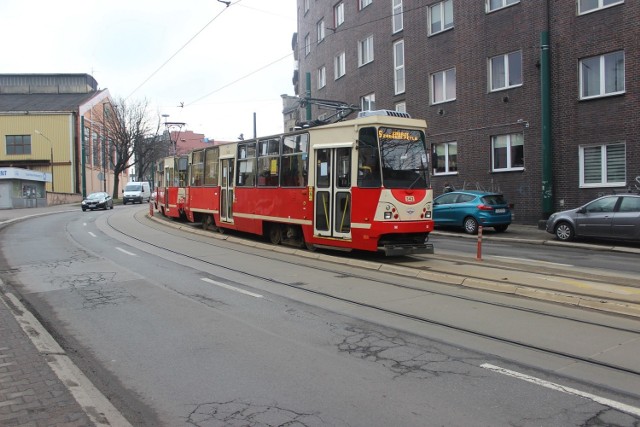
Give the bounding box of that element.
[545,194,640,242]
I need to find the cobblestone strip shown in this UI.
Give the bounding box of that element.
[1,284,132,426]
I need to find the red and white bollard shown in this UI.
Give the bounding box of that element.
[476,225,483,261]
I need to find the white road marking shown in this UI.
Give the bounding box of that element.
[88,232,96,237]
[490,256,573,267]
[116,247,137,256]
[201,278,263,298]
[481,363,640,417]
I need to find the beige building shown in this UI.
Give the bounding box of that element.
[0,74,127,206]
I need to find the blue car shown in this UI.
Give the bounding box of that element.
[433,190,511,234]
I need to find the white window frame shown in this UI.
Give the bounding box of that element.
[578,0,624,15]
[334,2,344,28]
[431,67,456,104]
[358,35,374,66]
[317,66,326,89]
[489,50,522,92]
[395,102,406,113]
[392,0,403,34]
[491,133,524,172]
[579,51,625,100]
[393,40,405,95]
[429,0,453,35]
[304,33,311,56]
[317,19,325,43]
[304,0,310,14]
[334,51,346,80]
[359,0,372,10]
[486,0,520,13]
[433,142,458,175]
[361,93,376,111]
[579,143,626,187]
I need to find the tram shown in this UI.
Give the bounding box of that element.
[154,110,435,256]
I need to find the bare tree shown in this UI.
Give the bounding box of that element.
[100,98,163,198]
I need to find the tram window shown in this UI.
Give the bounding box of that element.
[281,134,309,187]
[204,147,219,186]
[237,142,257,187]
[258,138,280,186]
[337,148,351,188]
[190,150,204,186]
[357,127,382,188]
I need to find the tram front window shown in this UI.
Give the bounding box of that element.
[378,127,428,189]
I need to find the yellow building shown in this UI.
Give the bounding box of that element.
[0,74,127,206]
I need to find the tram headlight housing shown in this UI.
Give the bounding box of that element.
[384,211,393,220]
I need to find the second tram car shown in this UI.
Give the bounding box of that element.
[154,111,435,255]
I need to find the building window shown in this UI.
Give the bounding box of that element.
[334,51,346,80]
[358,35,374,66]
[304,0,310,14]
[579,143,625,187]
[491,133,524,171]
[490,50,522,91]
[317,66,326,89]
[579,51,625,100]
[393,40,405,94]
[433,142,457,175]
[334,2,344,28]
[361,93,376,111]
[578,0,624,15]
[486,0,519,13]
[431,68,456,104]
[392,0,403,33]
[6,135,31,155]
[429,0,453,35]
[304,33,311,56]
[317,19,325,43]
[395,102,406,113]
[359,0,372,10]
[92,131,100,167]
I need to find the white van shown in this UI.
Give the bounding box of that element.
[122,181,151,204]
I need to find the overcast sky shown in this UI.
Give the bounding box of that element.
[1,0,297,141]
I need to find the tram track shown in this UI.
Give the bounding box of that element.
[102,210,640,381]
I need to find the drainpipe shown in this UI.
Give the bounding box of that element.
[81,116,87,198]
[305,72,312,121]
[540,31,553,218]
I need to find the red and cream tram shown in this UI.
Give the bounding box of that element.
[154,111,434,255]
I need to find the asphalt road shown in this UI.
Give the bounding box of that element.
[1,205,639,426]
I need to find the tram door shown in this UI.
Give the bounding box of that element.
[220,158,234,223]
[313,147,352,239]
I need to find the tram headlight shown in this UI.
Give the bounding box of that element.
[384,211,393,220]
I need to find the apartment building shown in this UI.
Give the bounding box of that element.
[293,0,638,223]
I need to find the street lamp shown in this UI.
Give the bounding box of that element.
[34,130,54,192]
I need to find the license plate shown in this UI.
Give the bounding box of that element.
[495,208,506,213]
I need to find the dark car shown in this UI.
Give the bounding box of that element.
[81,192,113,211]
[545,194,640,242]
[433,190,512,234]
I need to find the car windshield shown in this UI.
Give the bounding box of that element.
[125,184,141,191]
[87,193,105,199]
[481,195,507,205]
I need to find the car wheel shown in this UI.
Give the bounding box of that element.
[110,204,113,210]
[82,207,86,212]
[494,224,509,233]
[463,217,479,234]
[554,222,574,241]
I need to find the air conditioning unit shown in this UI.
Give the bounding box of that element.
[357,110,411,118]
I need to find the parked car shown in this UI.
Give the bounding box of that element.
[545,194,640,242]
[433,190,512,234]
[81,192,113,211]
